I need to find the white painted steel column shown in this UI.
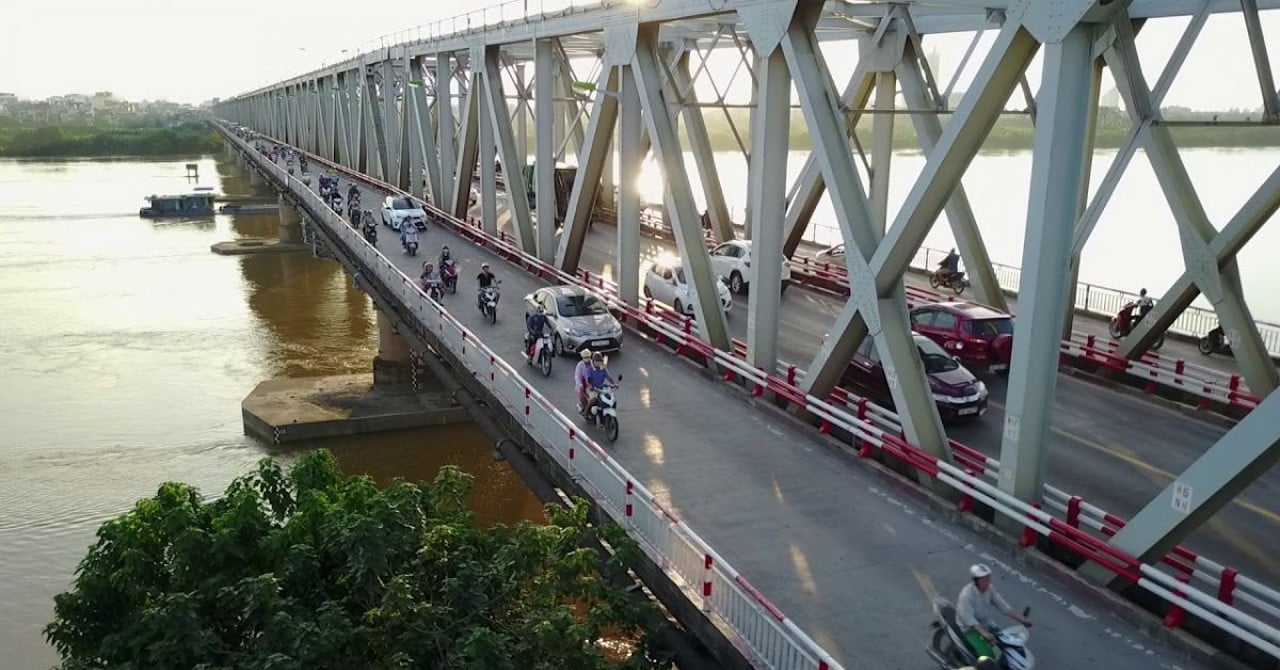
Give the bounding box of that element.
[617,63,642,306]
[673,50,734,243]
[998,23,1095,504]
[555,65,618,273]
[515,63,529,166]
[449,60,480,220]
[437,54,456,205]
[535,39,558,264]
[746,42,789,375]
[479,57,499,237]
[483,45,536,253]
[632,24,731,351]
[869,71,895,234]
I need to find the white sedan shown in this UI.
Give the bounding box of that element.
[381,195,426,231]
[708,239,792,295]
[643,259,732,317]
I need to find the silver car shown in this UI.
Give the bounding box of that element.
[523,285,624,356]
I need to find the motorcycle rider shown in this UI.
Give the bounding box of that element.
[582,352,617,418]
[1207,322,1226,349]
[420,262,441,295]
[476,262,497,310]
[524,305,552,362]
[938,248,962,283]
[401,221,420,250]
[1136,288,1155,320]
[439,245,457,283]
[956,564,1032,660]
[574,349,593,412]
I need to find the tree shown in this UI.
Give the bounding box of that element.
[45,450,672,670]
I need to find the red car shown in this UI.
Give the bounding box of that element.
[841,334,990,420]
[909,302,1014,374]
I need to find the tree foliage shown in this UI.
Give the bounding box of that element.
[0,122,220,157]
[45,450,671,670]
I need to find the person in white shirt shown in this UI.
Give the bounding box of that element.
[956,564,1031,659]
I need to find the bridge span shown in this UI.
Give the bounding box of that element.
[213,0,1280,667]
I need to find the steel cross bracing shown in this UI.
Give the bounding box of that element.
[217,0,1280,593]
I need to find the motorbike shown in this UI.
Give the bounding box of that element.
[329,194,344,214]
[1109,302,1165,351]
[1198,328,1232,357]
[926,597,1035,670]
[930,268,970,295]
[348,204,361,225]
[402,233,419,256]
[525,333,553,377]
[580,376,623,443]
[424,279,444,302]
[441,260,459,293]
[478,283,502,324]
[362,220,378,244]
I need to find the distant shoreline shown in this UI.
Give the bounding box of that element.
[0,122,221,158]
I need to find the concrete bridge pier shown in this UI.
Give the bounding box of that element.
[373,310,415,388]
[278,195,303,244]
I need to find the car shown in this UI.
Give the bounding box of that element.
[708,240,793,295]
[381,195,426,231]
[840,334,989,420]
[523,285,624,356]
[814,243,845,261]
[909,301,1015,374]
[643,259,733,317]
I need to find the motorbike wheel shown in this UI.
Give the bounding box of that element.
[1152,332,1166,351]
[488,305,497,324]
[450,278,457,294]
[603,415,619,443]
[1108,318,1124,339]
[951,281,965,296]
[930,628,961,664]
[539,350,553,377]
[1198,337,1214,356]
[929,273,943,289]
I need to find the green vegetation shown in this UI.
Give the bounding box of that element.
[0,121,220,158]
[45,450,670,670]
[686,108,1280,153]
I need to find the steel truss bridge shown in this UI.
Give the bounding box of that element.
[215,0,1280,667]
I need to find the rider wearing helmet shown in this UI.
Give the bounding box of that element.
[420,262,441,293]
[956,564,1031,660]
[1136,288,1155,319]
[574,348,593,412]
[525,304,552,361]
[476,262,497,309]
[582,352,617,417]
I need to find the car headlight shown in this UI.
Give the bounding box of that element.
[564,327,588,337]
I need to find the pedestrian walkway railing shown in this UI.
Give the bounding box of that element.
[226,128,844,670]
[223,124,1280,663]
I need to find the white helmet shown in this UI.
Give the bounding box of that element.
[970,564,992,580]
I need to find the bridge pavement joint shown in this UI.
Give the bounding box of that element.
[293,187,751,670]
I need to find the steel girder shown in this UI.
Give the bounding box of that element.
[777,0,952,463]
[479,51,500,239]
[671,50,735,243]
[536,40,559,263]
[437,54,457,207]
[632,23,733,351]
[555,65,619,274]
[449,55,480,220]
[1104,17,1280,396]
[745,37,789,375]
[483,45,537,254]
[617,63,644,306]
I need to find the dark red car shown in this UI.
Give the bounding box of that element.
[840,333,989,420]
[909,302,1015,374]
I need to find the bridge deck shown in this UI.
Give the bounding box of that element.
[275,152,1219,668]
[472,204,1280,588]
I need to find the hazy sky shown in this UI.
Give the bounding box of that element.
[2,0,1276,112]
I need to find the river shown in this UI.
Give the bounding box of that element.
[0,155,545,669]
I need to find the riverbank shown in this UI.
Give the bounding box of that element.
[0,121,220,158]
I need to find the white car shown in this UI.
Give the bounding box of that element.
[381,195,426,231]
[814,243,845,261]
[643,259,732,317]
[708,240,793,295]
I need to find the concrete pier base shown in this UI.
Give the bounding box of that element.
[241,373,469,444]
[279,194,302,244]
[374,311,415,388]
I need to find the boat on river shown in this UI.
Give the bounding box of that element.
[138,192,217,218]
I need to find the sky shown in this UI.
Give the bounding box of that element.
[1,0,1277,112]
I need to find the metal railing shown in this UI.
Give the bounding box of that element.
[225,124,1280,663]
[227,127,844,670]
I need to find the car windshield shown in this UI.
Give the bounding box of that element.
[967,317,1015,338]
[556,294,608,317]
[916,338,960,373]
[391,197,416,210]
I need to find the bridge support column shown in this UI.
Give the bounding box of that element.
[997,23,1094,507]
[278,195,303,245]
[374,310,414,388]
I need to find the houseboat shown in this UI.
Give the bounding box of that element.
[138,192,217,219]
